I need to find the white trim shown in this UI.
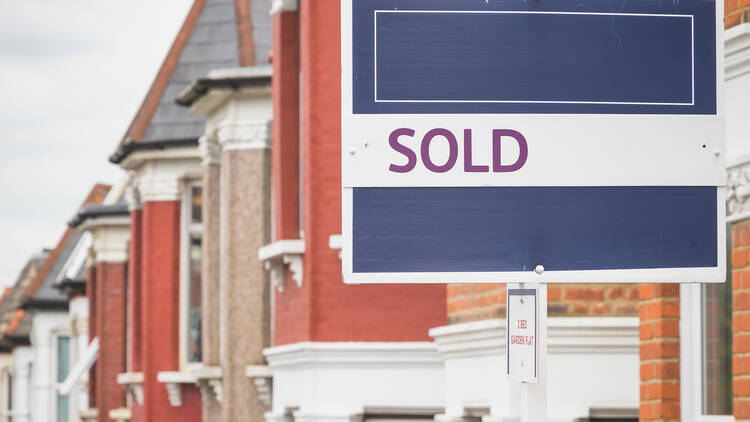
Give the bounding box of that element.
[725,23,750,80]
[194,366,223,403]
[246,365,273,408]
[259,240,305,292]
[138,176,183,202]
[119,146,201,172]
[429,317,639,360]
[117,372,144,405]
[55,231,92,283]
[199,135,221,166]
[109,408,131,422]
[270,0,298,15]
[680,284,736,422]
[179,180,203,370]
[58,338,98,396]
[217,120,270,151]
[156,371,197,407]
[264,342,442,368]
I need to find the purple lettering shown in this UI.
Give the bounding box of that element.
[388,128,417,173]
[492,129,528,172]
[463,129,489,173]
[421,128,458,173]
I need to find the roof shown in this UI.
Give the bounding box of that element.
[111,0,272,164]
[0,251,48,343]
[175,64,272,106]
[20,184,111,307]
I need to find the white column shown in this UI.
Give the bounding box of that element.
[30,325,52,422]
[11,347,33,422]
[70,296,90,421]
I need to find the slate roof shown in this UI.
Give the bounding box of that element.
[111,0,272,163]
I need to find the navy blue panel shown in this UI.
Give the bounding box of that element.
[352,0,717,114]
[352,187,717,272]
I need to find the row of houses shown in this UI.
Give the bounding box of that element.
[0,0,747,421]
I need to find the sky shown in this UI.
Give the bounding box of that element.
[0,0,193,286]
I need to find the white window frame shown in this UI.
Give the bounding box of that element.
[52,329,72,422]
[680,283,735,422]
[179,179,204,371]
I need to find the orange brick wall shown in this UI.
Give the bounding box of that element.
[447,283,639,324]
[726,0,750,28]
[734,221,750,421]
[639,284,681,422]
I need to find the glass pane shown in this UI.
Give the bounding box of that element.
[702,225,732,415]
[191,186,202,224]
[187,234,202,363]
[57,336,70,422]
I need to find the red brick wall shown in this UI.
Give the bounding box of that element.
[95,261,127,422]
[639,284,681,422]
[271,8,300,241]
[734,221,750,421]
[447,283,639,324]
[726,0,750,28]
[272,0,446,346]
[139,201,201,422]
[129,209,143,372]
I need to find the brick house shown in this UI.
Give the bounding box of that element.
[102,0,274,421]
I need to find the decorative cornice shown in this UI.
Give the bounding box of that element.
[429,317,639,359]
[86,224,130,264]
[728,157,750,222]
[137,176,182,202]
[199,135,221,166]
[270,0,298,15]
[217,121,270,151]
[264,342,442,369]
[124,185,142,211]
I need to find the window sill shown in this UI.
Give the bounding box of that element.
[109,408,131,422]
[245,365,273,408]
[156,371,197,407]
[258,239,305,292]
[117,372,144,405]
[194,366,223,403]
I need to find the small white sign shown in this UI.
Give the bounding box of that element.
[507,286,538,383]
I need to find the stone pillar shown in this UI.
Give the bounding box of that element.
[200,135,222,421]
[219,120,272,421]
[639,284,681,422]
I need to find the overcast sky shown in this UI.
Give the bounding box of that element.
[0,1,193,286]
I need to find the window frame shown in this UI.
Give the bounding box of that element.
[680,283,735,422]
[179,179,204,371]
